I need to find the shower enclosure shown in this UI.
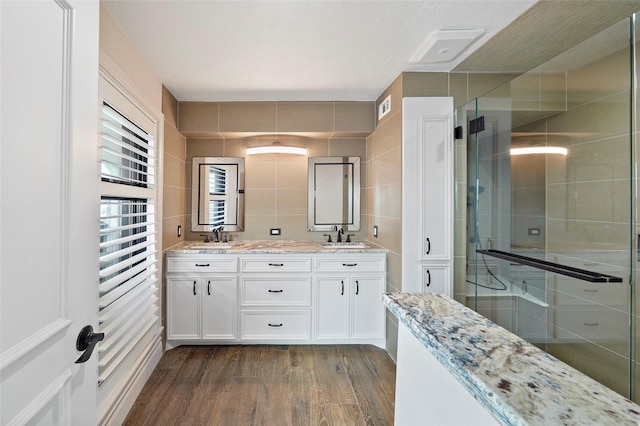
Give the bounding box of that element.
[458,14,638,401]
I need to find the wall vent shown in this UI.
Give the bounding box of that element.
[378,95,391,120]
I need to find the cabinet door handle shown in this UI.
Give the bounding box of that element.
[195,263,210,267]
[583,322,599,326]
[268,323,283,327]
[425,238,431,255]
[268,263,284,267]
[355,280,359,295]
[208,281,211,295]
[426,270,431,287]
[343,263,357,267]
[268,289,283,293]
[341,280,344,296]
[583,289,599,293]
[193,280,197,295]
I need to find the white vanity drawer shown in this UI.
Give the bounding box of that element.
[241,257,312,272]
[166,257,238,273]
[553,309,627,341]
[315,256,385,272]
[241,310,311,339]
[552,279,628,306]
[241,278,311,306]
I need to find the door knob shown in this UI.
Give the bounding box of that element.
[75,325,104,364]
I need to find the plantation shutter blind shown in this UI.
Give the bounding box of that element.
[98,102,160,386]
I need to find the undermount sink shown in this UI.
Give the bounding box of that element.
[192,243,232,249]
[320,242,366,248]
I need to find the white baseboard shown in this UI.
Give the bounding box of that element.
[100,336,163,426]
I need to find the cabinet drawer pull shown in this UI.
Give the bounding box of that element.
[342,263,357,267]
[268,323,283,327]
[195,263,210,267]
[355,280,359,295]
[268,263,284,267]
[426,270,431,287]
[583,289,599,293]
[208,281,211,295]
[193,280,197,295]
[341,280,344,296]
[583,322,599,327]
[268,289,284,293]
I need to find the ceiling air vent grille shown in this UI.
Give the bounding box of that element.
[411,29,485,64]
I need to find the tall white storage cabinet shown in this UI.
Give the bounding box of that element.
[402,97,454,295]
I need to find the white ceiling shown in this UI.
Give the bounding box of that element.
[103,0,537,102]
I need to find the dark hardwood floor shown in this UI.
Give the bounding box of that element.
[124,345,396,426]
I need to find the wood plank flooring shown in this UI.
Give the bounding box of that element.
[124,345,396,426]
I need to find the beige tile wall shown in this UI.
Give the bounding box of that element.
[162,86,187,250]
[161,86,187,338]
[177,100,373,242]
[178,101,375,137]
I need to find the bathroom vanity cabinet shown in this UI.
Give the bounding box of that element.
[315,255,386,341]
[166,256,239,342]
[165,243,387,349]
[239,255,313,341]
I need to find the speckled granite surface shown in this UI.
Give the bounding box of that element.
[165,240,387,254]
[384,292,640,426]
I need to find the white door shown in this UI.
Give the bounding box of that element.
[1,1,100,425]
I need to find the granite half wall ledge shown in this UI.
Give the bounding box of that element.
[383,292,640,425]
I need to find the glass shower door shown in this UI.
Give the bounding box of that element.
[463,15,634,398]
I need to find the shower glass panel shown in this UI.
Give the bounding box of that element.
[461,16,634,399]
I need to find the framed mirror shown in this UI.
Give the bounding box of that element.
[191,157,245,232]
[308,156,360,231]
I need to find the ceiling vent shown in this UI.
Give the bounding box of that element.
[410,29,485,63]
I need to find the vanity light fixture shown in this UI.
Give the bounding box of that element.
[510,147,568,156]
[246,142,307,156]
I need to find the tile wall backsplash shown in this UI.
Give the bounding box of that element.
[184,135,368,242]
[176,101,373,242]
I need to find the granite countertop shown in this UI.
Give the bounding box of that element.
[383,292,640,426]
[165,240,387,254]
